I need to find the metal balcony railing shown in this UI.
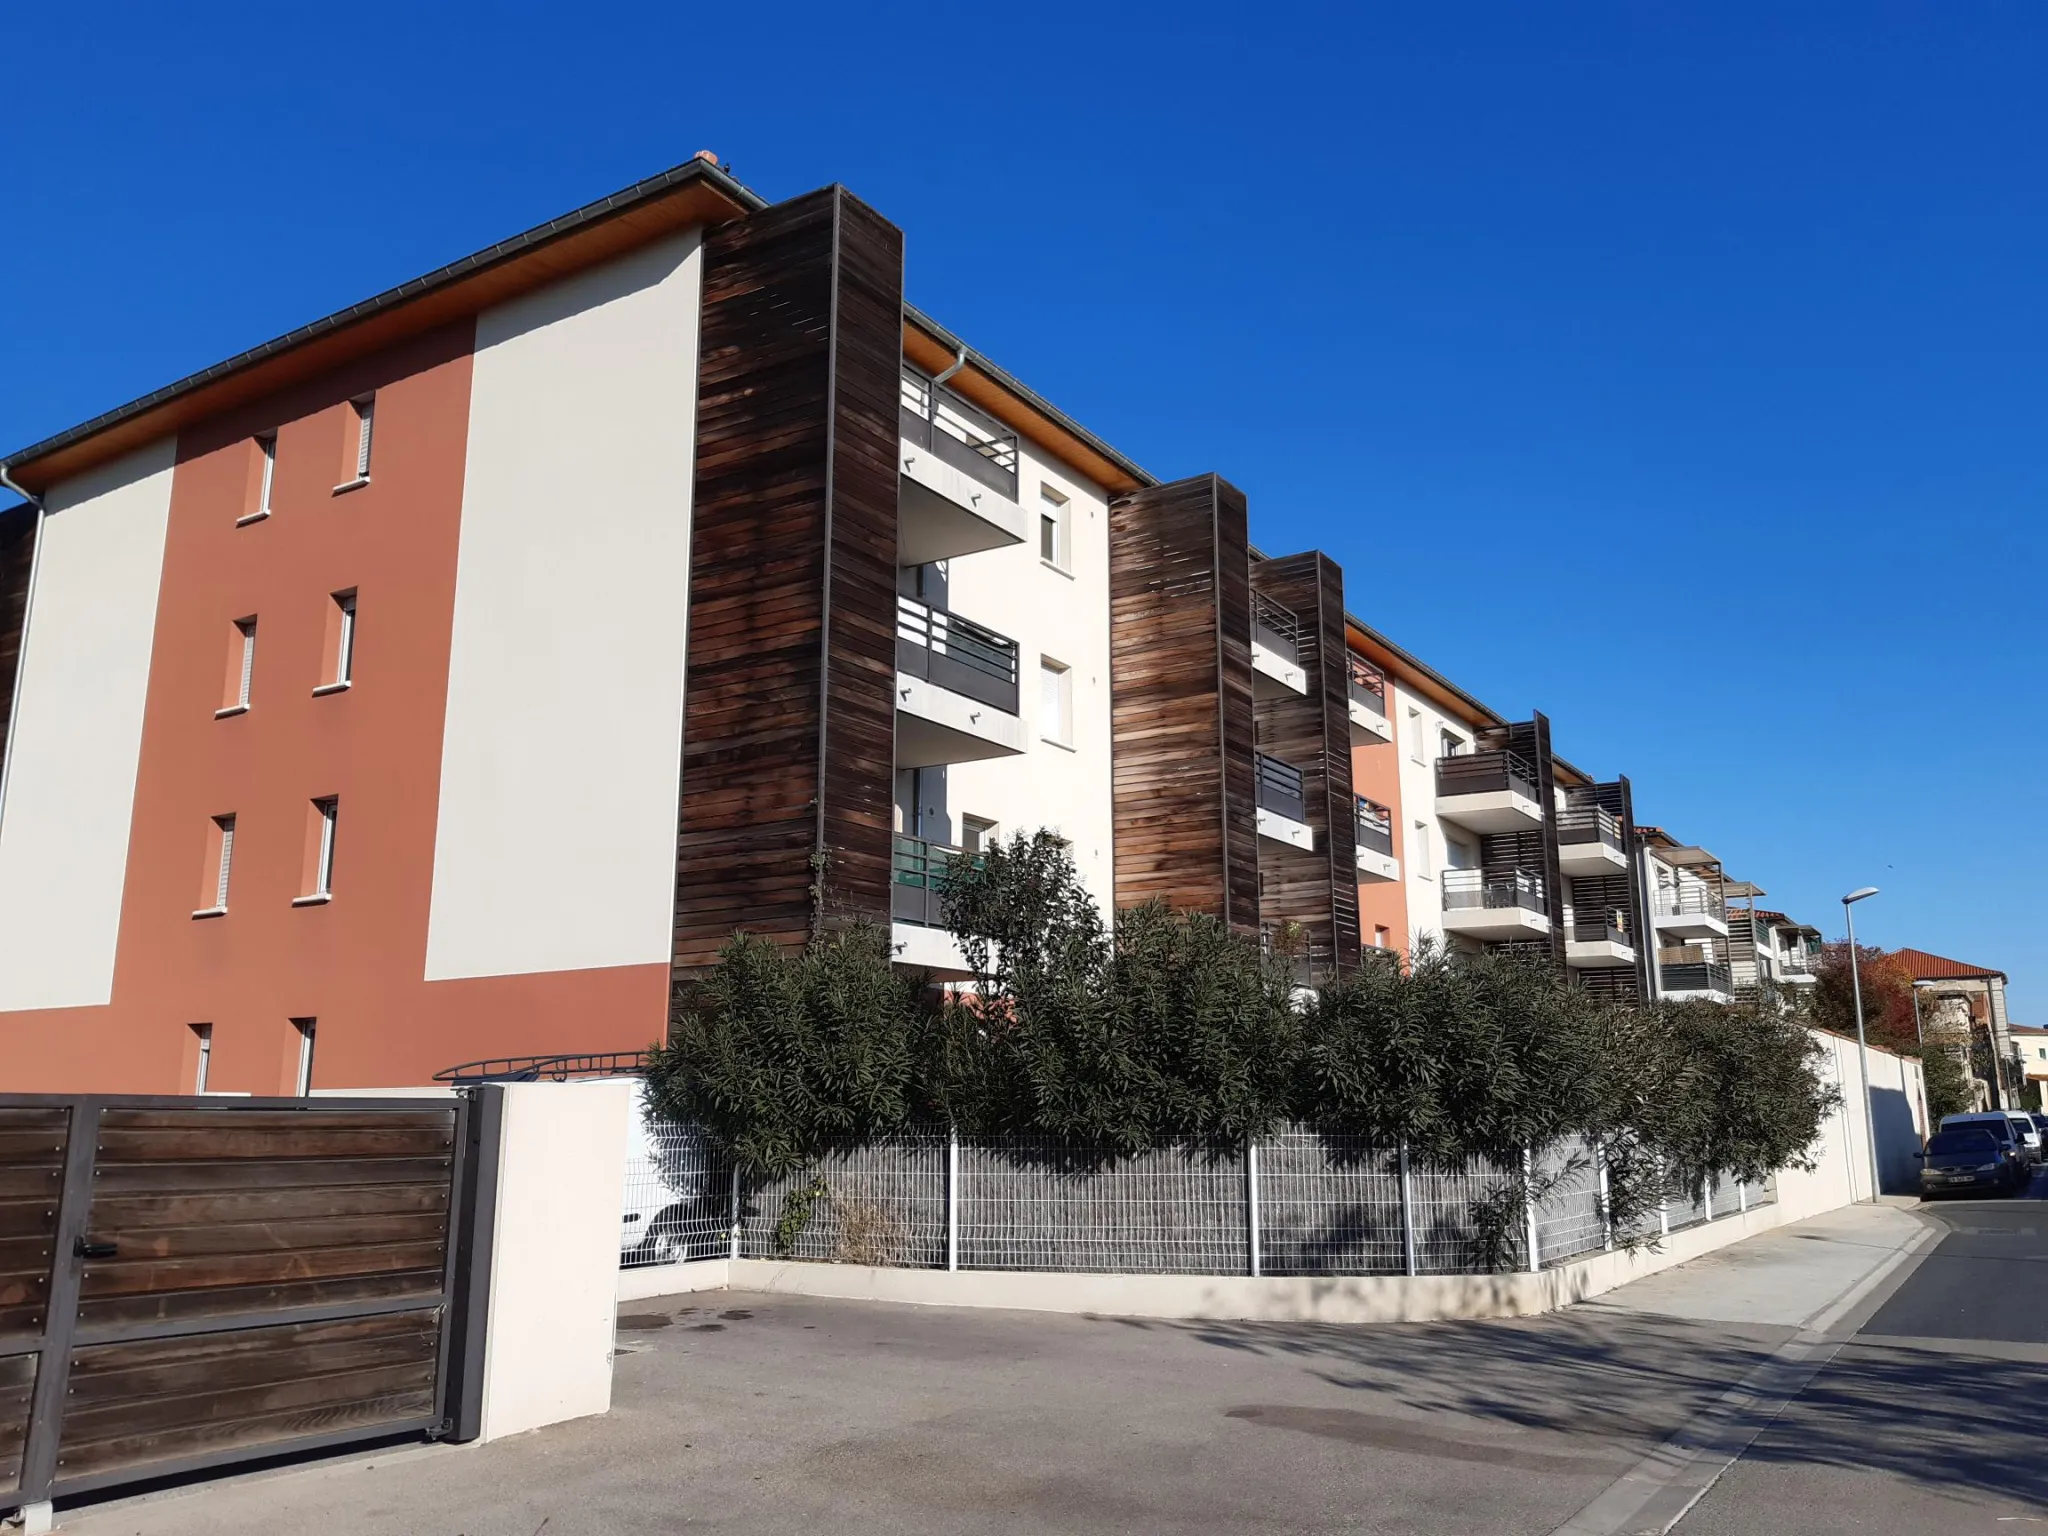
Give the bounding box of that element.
[896,596,1020,714]
[1355,795,1394,856]
[899,367,1020,500]
[1651,885,1726,922]
[1569,910,1632,947]
[1252,592,1300,662]
[1657,945,1732,995]
[1435,745,1539,802]
[1442,869,1547,914]
[1556,804,1622,853]
[1347,654,1388,718]
[1780,949,1818,979]
[892,834,980,928]
[1256,753,1308,824]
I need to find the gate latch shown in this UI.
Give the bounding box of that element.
[73,1238,118,1259]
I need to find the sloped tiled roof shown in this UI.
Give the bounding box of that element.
[1897,947,2006,983]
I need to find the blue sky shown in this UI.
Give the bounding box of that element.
[4,4,2042,1011]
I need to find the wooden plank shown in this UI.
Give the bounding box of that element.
[96,1110,452,1134]
[88,1184,449,1231]
[76,1270,445,1330]
[53,1388,437,1482]
[66,1313,438,1404]
[0,1197,58,1240]
[88,1158,451,1195]
[94,1126,455,1163]
[0,1168,64,1199]
[78,1240,448,1299]
[92,1212,447,1261]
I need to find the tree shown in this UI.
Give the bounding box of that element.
[1808,944,1921,1057]
[1921,1044,1973,1122]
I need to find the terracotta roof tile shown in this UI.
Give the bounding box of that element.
[1895,947,2007,983]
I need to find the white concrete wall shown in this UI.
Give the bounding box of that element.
[1778,1030,1928,1211]
[425,231,702,980]
[479,1080,630,1441]
[1388,678,1478,954]
[0,441,176,1011]
[935,446,1115,914]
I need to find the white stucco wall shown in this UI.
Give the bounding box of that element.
[934,447,1116,915]
[425,231,702,981]
[1389,678,1478,954]
[0,441,176,1011]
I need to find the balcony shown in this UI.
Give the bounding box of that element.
[1658,944,1733,1001]
[1255,753,1314,850]
[1354,795,1399,882]
[1441,869,1551,940]
[1347,655,1393,745]
[1565,909,1636,969]
[1556,805,1627,875]
[1650,885,1729,941]
[1779,948,1820,986]
[1251,593,1308,696]
[897,368,1028,565]
[894,596,1026,767]
[891,834,974,975]
[1434,747,1543,833]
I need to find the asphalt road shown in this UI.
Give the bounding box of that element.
[1677,1170,2048,1534]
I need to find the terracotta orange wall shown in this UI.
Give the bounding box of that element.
[1352,677,1410,959]
[2,322,665,1094]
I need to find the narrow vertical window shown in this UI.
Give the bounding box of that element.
[240,434,277,525]
[337,395,374,490]
[196,814,235,916]
[1039,657,1072,748]
[291,1018,317,1096]
[191,1023,213,1093]
[1373,926,1391,949]
[1407,709,1425,763]
[218,618,257,716]
[297,797,338,903]
[1411,821,1432,879]
[1039,486,1069,572]
[317,590,357,693]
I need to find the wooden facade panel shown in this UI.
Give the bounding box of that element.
[0,1108,64,1346]
[673,186,905,972]
[74,1270,445,1332]
[0,1351,31,1494]
[1251,552,1360,978]
[1108,475,1258,933]
[0,503,34,782]
[89,1157,451,1196]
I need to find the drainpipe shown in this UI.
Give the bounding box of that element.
[931,344,969,388]
[0,463,47,834]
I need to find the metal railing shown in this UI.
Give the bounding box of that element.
[1569,910,1631,947]
[1355,795,1394,855]
[1651,885,1726,922]
[892,834,980,928]
[1347,654,1388,717]
[621,1118,1778,1277]
[1256,753,1308,823]
[1435,745,1539,802]
[899,367,1021,500]
[1252,592,1300,661]
[1556,805,1622,852]
[1658,945,1733,995]
[896,595,1020,714]
[1442,869,1547,913]
[435,1051,651,1083]
[1780,948,1818,979]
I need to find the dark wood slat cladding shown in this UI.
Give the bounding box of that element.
[1584,776,1652,1000]
[57,1312,440,1481]
[0,1110,65,1346]
[76,1273,444,1332]
[1108,475,1259,934]
[0,1353,31,1494]
[1250,553,1359,978]
[1502,714,1566,971]
[0,503,35,784]
[672,186,905,974]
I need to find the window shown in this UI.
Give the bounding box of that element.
[1039,486,1070,572]
[316,590,357,694]
[218,618,257,716]
[240,435,276,526]
[191,1024,213,1094]
[297,797,338,904]
[338,396,374,490]
[1411,821,1432,879]
[1039,657,1073,748]
[1373,926,1391,949]
[1407,709,1426,763]
[962,815,998,855]
[197,815,235,916]
[291,1019,317,1096]
[1440,729,1464,760]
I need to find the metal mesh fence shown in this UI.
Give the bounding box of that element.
[622,1114,1777,1278]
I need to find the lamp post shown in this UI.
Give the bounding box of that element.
[1842,887,1883,1202]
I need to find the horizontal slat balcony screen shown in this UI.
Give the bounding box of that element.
[1442,869,1546,913]
[1251,592,1300,661]
[1556,805,1622,849]
[1354,796,1394,855]
[1435,747,1539,801]
[899,367,1019,499]
[1661,960,1734,994]
[895,596,1020,714]
[1346,654,1387,716]
[891,835,979,928]
[1255,753,1308,823]
[1570,911,1631,945]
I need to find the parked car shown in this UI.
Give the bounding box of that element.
[617,1080,729,1266]
[1917,1128,2017,1198]
[2009,1113,2044,1166]
[1937,1113,2029,1184]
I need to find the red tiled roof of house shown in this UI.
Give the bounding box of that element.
[1896,947,2006,983]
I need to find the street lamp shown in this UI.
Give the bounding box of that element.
[1842,887,1883,1203]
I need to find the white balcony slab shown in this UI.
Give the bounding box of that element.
[1566,938,1637,969]
[1355,846,1400,883]
[1557,839,1629,876]
[1435,789,1544,834]
[891,922,971,979]
[1252,640,1308,696]
[898,438,1028,565]
[895,674,1025,768]
[1256,807,1315,852]
[1348,700,1394,744]
[1651,909,1730,941]
[1441,906,1552,940]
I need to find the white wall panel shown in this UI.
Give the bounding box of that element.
[425,232,701,980]
[0,441,176,1009]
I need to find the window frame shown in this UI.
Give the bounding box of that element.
[1038,656,1074,749]
[1038,485,1071,574]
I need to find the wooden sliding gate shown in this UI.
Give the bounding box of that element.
[0,1094,496,1514]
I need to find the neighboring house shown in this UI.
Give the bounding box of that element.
[2011,1025,2048,1088]
[1899,949,2017,1078]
